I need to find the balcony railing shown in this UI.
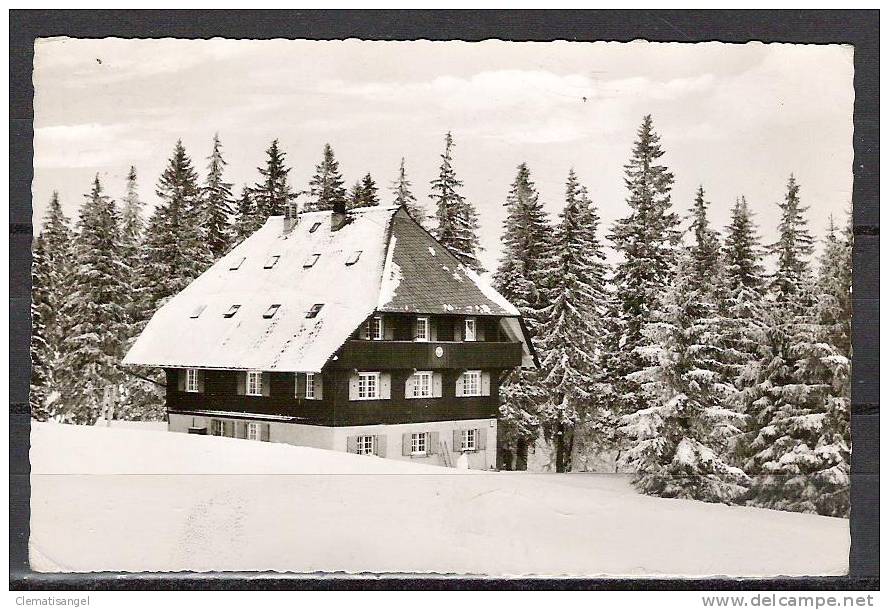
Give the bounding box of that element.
[331,340,523,370]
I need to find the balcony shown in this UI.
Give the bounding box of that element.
[331,340,523,370]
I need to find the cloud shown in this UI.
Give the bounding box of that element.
[34,122,151,168]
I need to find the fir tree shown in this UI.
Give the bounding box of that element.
[537,172,609,472]
[348,179,363,209]
[306,143,346,212]
[202,133,235,258]
[233,186,260,244]
[390,157,425,222]
[253,139,298,220]
[358,172,380,207]
[492,163,551,469]
[688,185,721,288]
[770,174,814,300]
[30,234,51,420]
[607,115,681,434]
[429,132,483,271]
[58,175,129,424]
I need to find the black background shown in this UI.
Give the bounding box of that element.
[9,9,879,591]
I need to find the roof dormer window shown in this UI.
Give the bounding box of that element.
[303,253,321,268]
[229,256,246,270]
[306,303,324,319]
[223,304,241,318]
[264,255,281,269]
[309,222,322,233]
[190,304,207,319]
[263,304,281,319]
[345,250,362,266]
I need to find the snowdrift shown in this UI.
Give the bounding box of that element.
[30,422,849,576]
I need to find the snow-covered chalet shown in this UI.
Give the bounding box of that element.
[124,202,536,469]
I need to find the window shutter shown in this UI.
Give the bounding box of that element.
[380,373,391,399]
[402,433,411,456]
[405,375,415,399]
[261,423,270,442]
[453,429,461,451]
[236,372,246,395]
[477,428,487,450]
[384,317,394,340]
[453,322,462,342]
[455,373,464,397]
[376,435,387,457]
[412,318,418,340]
[295,373,305,398]
[477,323,486,342]
[236,421,247,439]
[430,320,438,342]
[432,373,443,398]
[359,322,368,340]
[428,431,439,455]
[197,370,206,393]
[346,435,357,454]
[348,373,359,400]
[261,372,271,397]
[177,370,186,392]
[315,374,323,400]
[481,371,491,396]
[223,421,234,437]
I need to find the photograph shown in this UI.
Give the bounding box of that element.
[26,35,854,577]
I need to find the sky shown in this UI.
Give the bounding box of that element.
[32,38,854,272]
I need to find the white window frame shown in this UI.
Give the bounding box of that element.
[246,422,260,441]
[356,435,375,455]
[368,315,383,340]
[461,429,476,452]
[305,373,316,399]
[462,370,482,396]
[246,370,263,397]
[415,317,429,342]
[357,372,380,400]
[411,432,428,456]
[185,368,199,393]
[412,371,433,398]
[464,318,477,342]
[211,419,224,437]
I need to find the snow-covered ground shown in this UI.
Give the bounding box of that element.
[30,422,849,576]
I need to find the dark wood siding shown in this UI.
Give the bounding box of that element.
[331,340,522,371]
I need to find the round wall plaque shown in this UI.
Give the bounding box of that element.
[435,346,444,358]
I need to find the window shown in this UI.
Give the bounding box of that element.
[412,371,433,398]
[345,250,362,266]
[246,422,260,441]
[211,420,224,436]
[190,304,207,319]
[415,317,429,342]
[229,256,246,271]
[185,369,199,393]
[309,221,322,233]
[462,370,482,396]
[263,304,281,319]
[461,429,477,452]
[464,318,477,342]
[303,253,320,268]
[356,435,375,455]
[246,371,262,396]
[264,255,281,269]
[364,315,383,340]
[411,432,428,456]
[357,372,380,400]
[305,373,316,399]
[223,304,241,318]
[306,303,324,319]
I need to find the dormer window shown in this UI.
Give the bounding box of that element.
[345,250,362,266]
[190,304,207,319]
[415,317,429,342]
[306,304,324,319]
[263,304,281,319]
[223,304,241,318]
[309,222,322,233]
[364,315,383,340]
[229,256,246,271]
[264,255,280,269]
[303,253,321,268]
[464,318,477,342]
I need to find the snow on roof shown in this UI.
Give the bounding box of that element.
[124,206,530,372]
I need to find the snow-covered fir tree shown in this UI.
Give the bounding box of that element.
[202,133,235,258]
[537,171,610,473]
[429,132,483,272]
[57,176,129,424]
[620,247,748,503]
[357,172,380,208]
[253,139,298,220]
[770,174,814,300]
[233,186,260,244]
[688,185,721,286]
[30,192,73,420]
[606,115,681,434]
[390,157,426,223]
[142,140,210,314]
[492,163,551,470]
[348,179,363,208]
[306,143,347,212]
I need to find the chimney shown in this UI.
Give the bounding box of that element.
[331,198,349,232]
[283,202,299,234]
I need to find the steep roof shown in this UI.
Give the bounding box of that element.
[124,206,531,372]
